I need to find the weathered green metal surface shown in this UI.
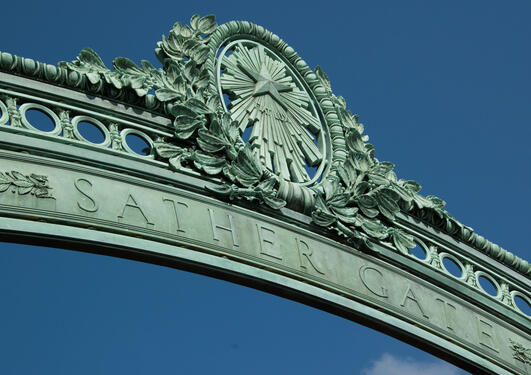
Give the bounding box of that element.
[0,149,529,374]
[0,14,529,375]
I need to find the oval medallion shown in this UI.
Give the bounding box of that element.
[216,39,330,185]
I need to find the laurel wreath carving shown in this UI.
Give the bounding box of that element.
[0,171,53,198]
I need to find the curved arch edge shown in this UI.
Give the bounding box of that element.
[0,216,525,375]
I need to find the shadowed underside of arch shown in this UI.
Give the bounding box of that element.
[0,14,529,375]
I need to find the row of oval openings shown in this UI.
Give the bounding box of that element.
[15,109,151,156]
[409,242,530,316]
[6,108,530,315]
[19,106,322,177]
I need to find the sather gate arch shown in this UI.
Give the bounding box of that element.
[0,15,529,374]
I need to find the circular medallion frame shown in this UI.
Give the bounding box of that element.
[216,39,328,186]
[206,21,348,190]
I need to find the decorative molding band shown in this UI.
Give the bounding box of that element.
[0,51,164,113]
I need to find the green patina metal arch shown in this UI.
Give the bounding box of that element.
[0,15,529,375]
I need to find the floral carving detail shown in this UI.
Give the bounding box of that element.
[500,283,514,307]
[509,339,531,365]
[464,264,477,287]
[151,17,287,209]
[308,67,420,251]
[6,97,22,127]
[428,245,442,269]
[58,16,214,105]
[0,171,53,198]
[307,65,497,254]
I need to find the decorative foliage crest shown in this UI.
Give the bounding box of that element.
[308,69,450,250]
[59,15,284,210]
[0,14,523,273]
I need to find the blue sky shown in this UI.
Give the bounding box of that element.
[1,1,530,374]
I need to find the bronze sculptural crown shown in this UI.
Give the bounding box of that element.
[0,14,529,375]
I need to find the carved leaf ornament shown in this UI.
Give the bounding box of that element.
[56,14,506,256]
[509,339,531,365]
[0,171,53,198]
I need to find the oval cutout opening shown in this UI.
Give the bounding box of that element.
[514,295,531,316]
[24,109,55,132]
[125,133,150,156]
[409,243,426,261]
[442,257,462,278]
[77,121,105,144]
[478,275,498,297]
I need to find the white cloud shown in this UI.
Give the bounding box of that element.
[361,353,462,375]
